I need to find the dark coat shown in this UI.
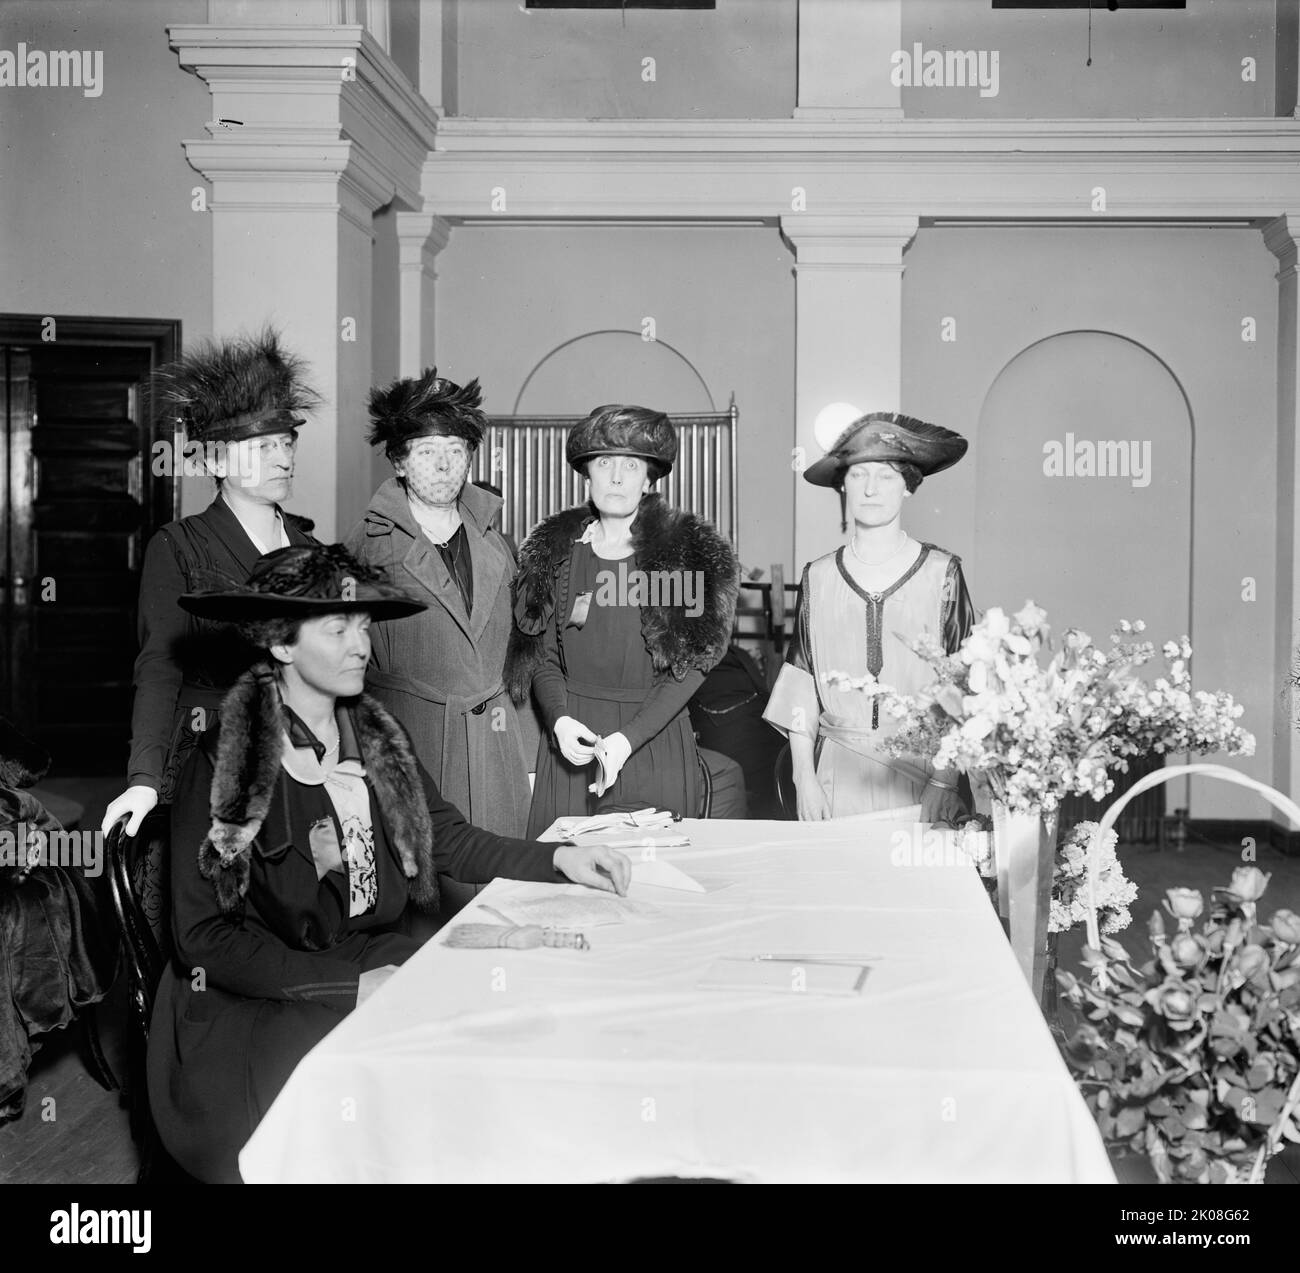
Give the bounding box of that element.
[505,493,740,705]
[1,788,117,1123]
[344,479,531,838]
[146,669,562,1183]
[128,495,318,799]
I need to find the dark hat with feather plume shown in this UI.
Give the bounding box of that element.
[152,328,321,444]
[178,544,425,622]
[368,367,486,460]
[0,714,51,791]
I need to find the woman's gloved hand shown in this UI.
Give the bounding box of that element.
[553,716,599,766]
[589,731,632,795]
[100,784,159,837]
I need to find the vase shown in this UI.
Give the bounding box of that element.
[991,801,1058,1002]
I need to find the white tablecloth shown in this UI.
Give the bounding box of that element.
[239,816,1115,1183]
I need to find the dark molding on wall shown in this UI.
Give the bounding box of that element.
[1187,820,1300,857]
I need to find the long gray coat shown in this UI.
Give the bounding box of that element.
[345,479,532,860]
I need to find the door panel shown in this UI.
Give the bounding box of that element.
[1,318,180,775]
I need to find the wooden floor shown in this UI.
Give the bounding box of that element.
[2,779,1298,1184]
[0,979,139,1184]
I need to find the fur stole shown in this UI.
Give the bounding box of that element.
[199,665,438,916]
[505,494,739,704]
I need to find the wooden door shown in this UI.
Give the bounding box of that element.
[1,317,180,773]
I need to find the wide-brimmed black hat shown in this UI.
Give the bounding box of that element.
[368,367,486,458]
[566,404,678,476]
[178,544,426,622]
[803,412,967,487]
[152,327,320,445]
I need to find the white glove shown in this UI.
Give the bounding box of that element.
[589,731,632,795]
[553,715,599,766]
[100,784,159,837]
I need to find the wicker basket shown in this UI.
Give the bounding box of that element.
[1084,762,1300,1184]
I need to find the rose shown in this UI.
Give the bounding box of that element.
[1169,933,1203,968]
[1164,888,1204,926]
[1148,979,1201,1031]
[1225,867,1271,904]
[1234,944,1270,981]
[1270,909,1300,945]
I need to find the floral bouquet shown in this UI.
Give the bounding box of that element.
[1052,821,1136,937]
[825,602,1255,816]
[1057,867,1300,1184]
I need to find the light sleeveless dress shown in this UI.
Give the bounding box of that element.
[764,543,973,817]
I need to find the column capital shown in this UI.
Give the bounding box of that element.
[779,215,920,268]
[168,22,438,214]
[395,211,452,271]
[1264,213,1300,278]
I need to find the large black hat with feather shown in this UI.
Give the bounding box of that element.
[152,327,321,444]
[178,544,425,622]
[368,367,486,461]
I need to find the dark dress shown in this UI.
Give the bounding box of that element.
[146,704,562,1184]
[129,495,318,800]
[526,541,703,836]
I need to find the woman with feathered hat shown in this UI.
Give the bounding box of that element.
[100,330,321,860]
[763,412,976,822]
[506,405,739,834]
[345,368,529,917]
[146,544,630,1183]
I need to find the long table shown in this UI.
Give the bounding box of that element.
[238,816,1115,1183]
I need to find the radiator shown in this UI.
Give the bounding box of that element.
[476,405,739,547]
[1057,751,1167,845]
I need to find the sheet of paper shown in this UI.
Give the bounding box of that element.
[630,859,706,893]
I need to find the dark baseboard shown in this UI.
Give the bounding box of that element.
[1187,819,1300,857]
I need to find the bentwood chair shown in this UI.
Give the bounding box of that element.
[105,809,175,1183]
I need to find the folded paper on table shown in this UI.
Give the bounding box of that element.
[697,957,871,996]
[629,859,707,893]
[486,891,661,930]
[539,809,673,842]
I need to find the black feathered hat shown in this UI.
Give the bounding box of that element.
[152,327,321,445]
[566,404,678,477]
[368,367,486,460]
[802,412,967,487]
[178,544,425,622]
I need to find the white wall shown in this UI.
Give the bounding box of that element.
[901,225,1279,818]
[450,0,797,119]
[0,0,212,348]
[433,224,796,574]
[900,0,1275,118]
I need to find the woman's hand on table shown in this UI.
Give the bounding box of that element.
[554,715,599,766]
[795,771,831,822]
[553,844,632,896]
[921,779,966,828]
[100,784,159,836]
[588,731,631,794]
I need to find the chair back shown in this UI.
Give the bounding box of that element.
[105,809,169,1044]
[696,751,713,818]
[774,742,796,818]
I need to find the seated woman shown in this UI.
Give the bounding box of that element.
[145,544,629,1183]
[764,413,976,822]
[506,405,739,834]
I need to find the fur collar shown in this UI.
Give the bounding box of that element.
[199,664,438,916]
[505,494,738,703]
